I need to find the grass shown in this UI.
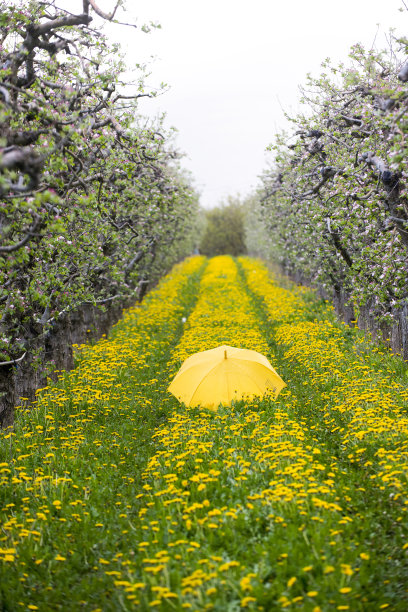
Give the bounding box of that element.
[1,254,408,611]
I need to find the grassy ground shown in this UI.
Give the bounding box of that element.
[1,255,408,611]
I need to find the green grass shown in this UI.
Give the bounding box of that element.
[1,255,408,611]
[0,256,206,610]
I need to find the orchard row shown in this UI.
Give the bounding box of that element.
[247,35,408,350]
[0,1,198,367]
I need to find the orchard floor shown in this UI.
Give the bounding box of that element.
[1,255,408,611]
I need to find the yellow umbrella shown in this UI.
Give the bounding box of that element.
[168,345,286,409]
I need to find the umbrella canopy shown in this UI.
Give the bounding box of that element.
[168,345,286,408]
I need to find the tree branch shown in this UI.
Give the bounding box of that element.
[0,214,41,255]
[87,0,121,21]
[0,352,27,367]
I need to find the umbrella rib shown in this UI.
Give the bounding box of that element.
[188,361,226,405]
[170,358,226,400]
[234,358,281,377]
[229,361,266,394]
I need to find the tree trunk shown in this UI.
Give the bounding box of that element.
[14,342,47,407]
[333,288,355,326]
[0,365,16,429]
[44,314,74,382]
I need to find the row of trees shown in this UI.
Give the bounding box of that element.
[0,0,199,423]
[199,197,246,257]
[246,34,408,355]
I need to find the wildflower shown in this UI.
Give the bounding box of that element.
[241,597,256,607]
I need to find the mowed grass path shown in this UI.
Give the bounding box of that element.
[1,256,408,611]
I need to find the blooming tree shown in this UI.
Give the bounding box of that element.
[0,0,199,366]
[255,39,408,328]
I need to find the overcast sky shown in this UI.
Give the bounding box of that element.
[100,0,407,208]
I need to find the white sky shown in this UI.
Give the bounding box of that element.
[97,2,406,207]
